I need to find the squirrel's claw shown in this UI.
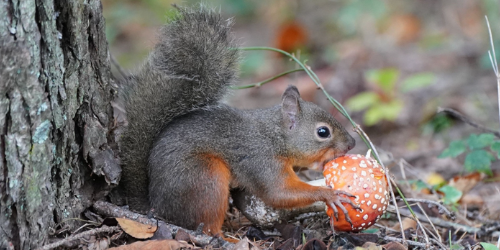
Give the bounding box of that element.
[331,198,354,227]
[333,190,362,211]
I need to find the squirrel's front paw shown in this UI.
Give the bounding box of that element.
[325,190,361,226]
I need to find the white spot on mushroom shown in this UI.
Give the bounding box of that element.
[358,227,363,230]
[368,222,372,225]
[381,198,385,204]
[379,187,383,193]
[361,223,365,226]
[363,183,368,188]
[378,207,382,212]
[352,157,358,160]
[354,173,359,179]
[372,204,377,209]
[351,167,357,171]
[356,214,360,217]
[343,160,347,164]
[361,200,365,204]
[364,193,369,198]
[342,166,346,170]
[359,160,367,168]
[373,182,377,186]
[333,176,338,182]
[332,163,339,169]
[367,200,371,206]
[363,214,368,220]
[374,194,380,200]
[379,180,383,185]
[361,171,367,176]
[369,169,373,174]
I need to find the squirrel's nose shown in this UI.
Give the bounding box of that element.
[347,134,355,151]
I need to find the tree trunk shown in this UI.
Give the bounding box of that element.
[0,0,118,249]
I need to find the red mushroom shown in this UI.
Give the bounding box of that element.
[323,153,389,232]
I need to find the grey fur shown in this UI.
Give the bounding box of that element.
[119,6,239,212]
[120,6,355,232]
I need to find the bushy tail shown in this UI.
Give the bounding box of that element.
[119,6,239,211]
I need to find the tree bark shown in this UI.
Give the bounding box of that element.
[0,0,118,249]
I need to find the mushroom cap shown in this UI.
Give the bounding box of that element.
[323,154,389,232]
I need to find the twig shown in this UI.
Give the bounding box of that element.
[354,125,407,244]
[413,203,430,247]
[92,201,234,248]
[39,226,120,250]
[110,54,130,81]
[416,202,439,244]
[485,16,500,129]
[437,107,500,138]
[383,236,427,247]
[230,68,304,89]
[400,198,455,220]
[389,206,480,234]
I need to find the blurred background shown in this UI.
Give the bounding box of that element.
[103,0,500,210]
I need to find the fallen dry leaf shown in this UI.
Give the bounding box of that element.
[391,217,417,232]
[116,217,157,239]
[361,241,383,250]
[460,193,484,207]
[383,14,421,45]
[274,20,307,53]
[448,173,484,194]
[232,237,251,250]
[383,241,408,250]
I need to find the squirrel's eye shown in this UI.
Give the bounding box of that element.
[317,126,331,139]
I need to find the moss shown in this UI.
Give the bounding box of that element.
[32,120,51,144]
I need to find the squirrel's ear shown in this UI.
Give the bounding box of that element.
[281,86,301,130]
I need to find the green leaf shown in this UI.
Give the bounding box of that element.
[378,99,404,121]
[467,133,495,149]
[400,73,435,92]
[364,105,386,126]
[413,180,429,192]
[438,185,462,205]
[363,100,403,126]
[362,228,379,234]
[345,92,380,112]
[480,242,500,250]
[439,140,466,158]
[449,243,464,250]
[464,150,493,175]
[491,141,500,158]
[366,68,399,94]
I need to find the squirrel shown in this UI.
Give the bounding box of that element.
[119,6,357,237]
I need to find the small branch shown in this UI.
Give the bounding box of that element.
[437,107,500,138]
[389,206,480,234]
[230,68,304,89]
[400,198,455,220]
[110,54,130,81]
[485,16,500,129]
[39,226,120,250]
[383,236,428,247]
[92,201,234,248]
